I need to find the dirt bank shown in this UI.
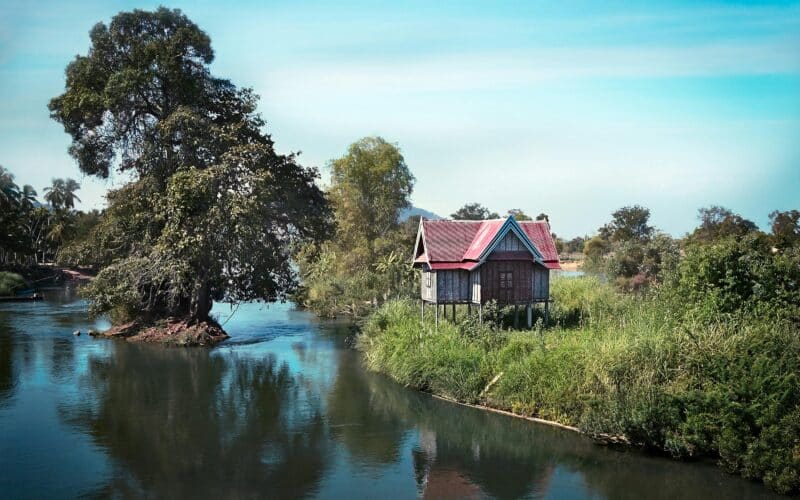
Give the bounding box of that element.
[95,319,229,346]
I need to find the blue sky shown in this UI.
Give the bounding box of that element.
[1,0,798,237]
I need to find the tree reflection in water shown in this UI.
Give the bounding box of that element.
[62,342,331,498]
[0,314,18,407]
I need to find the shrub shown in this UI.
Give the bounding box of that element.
[0,272,26,296]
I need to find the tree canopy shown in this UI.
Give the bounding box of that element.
[599,205,654,243]
[450,203,499,220]
[506,208,531,220]
[43,178,81,211]
[769,209,799,249]
[295,137,416,317]
[688,206,757,244]
[49,8,329,324]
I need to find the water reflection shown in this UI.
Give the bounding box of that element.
[0,290,780,499]
[63,343,331,498]
[0,314,18,407]
[327,349,410,466]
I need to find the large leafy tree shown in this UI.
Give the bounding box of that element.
[769,209,800,249]
[688,205,757,244]
[599,205,654,243]
[296,137,415,317]
[49,8,329,324]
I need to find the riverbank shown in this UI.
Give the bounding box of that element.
[356,277,800,495]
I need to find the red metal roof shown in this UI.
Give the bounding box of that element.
[417,217,561,270]
[462,220,504,261]
[519,221,561,268]
[428,262,480,271]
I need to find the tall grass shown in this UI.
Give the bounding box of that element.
[358,276,800,494]
[0,271,26,296]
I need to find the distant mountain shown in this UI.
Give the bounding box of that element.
[399,206,442,221]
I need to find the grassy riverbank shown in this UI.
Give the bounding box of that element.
[358,274,800,494]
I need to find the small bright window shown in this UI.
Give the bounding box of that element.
[426,272,432,288]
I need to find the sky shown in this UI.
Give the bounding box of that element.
[1,0,798,238]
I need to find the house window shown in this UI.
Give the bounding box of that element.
[499,271,513,289]
[425,272,432,288]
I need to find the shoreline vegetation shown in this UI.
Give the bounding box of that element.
[357,258,800,494]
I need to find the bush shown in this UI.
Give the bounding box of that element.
[0,272,26,296]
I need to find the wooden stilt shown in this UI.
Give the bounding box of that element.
[468,302,472,316]
[435,303,439,328]
[421,301,425,322]
[478,303,483,324]
[513,304,519,329]
[527,303,532,328]
[452,303,456,322]
[544,300,550,326]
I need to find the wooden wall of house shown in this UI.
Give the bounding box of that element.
[470,269,481,303]
[495,231,526,251]
[479,260,533,304]
[436,270,470,302]
[421,269,436,302]
[532,264,550,301]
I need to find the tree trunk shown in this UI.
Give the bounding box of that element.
[190,280,213,323]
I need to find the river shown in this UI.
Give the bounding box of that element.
[0,286,778,499]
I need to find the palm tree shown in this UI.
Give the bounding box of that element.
[44,178,81,211]
[0,165,21,206]
[19,185,37,209]
[63,178,81,209]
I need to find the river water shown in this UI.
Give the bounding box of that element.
[0,286,778,499]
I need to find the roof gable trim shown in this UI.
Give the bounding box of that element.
[477,217,543,263]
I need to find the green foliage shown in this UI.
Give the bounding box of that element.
[770,209,800,250]
[48,8,329,323]
[506,208,531,220]
[688,206,758,244]
[599,205,653,243]
[0,165,93,266]
[583,206,677,291]
[360,263,800,494]
[295,137,415,318]
[450,202,498,220]
[359,300,495,402]
[0,272,26,296]
[668,234,800,321]
[43,178,81,211]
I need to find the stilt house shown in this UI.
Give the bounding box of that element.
[412,216,561,326]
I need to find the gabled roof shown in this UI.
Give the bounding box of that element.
[414,216,561,270]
